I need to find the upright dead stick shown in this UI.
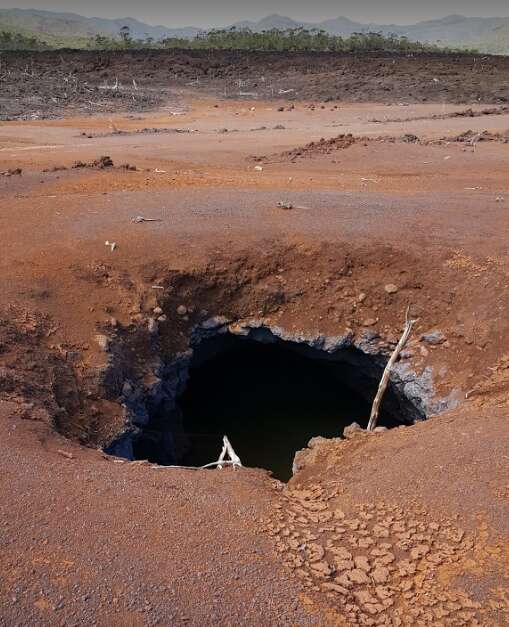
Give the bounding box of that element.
[367,306,417,431]
[217,435,242,470]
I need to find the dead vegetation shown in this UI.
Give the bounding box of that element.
[2,50,509,120]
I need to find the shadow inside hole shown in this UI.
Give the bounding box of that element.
[177,339,395,481]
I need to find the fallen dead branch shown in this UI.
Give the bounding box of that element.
[151,435,242,471]
[367,306,417,431]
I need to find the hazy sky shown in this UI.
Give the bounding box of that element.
[1,0,509,27]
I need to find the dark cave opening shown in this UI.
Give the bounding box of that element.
[132,334,409,481]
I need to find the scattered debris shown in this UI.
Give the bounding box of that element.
[1,168,22,176]
[442,129,509,145]
[131,216,162,224]
[401,133,420,143]
[277,201,294,210]
[105,240,116,252]
[42,165,68,173]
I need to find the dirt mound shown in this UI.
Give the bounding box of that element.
[43,156,139,172]
[254,133,421,163]
[445,129,509,143]
[281,134,359,161]
[447,106,509,118]
[371,105,509,124]
[73,155,114,169]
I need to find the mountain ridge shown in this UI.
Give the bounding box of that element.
[0,8,508,53]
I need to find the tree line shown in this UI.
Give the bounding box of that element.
[92,27,462,53]
[0,26,475,53]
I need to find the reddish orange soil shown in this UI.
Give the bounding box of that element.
[1,64,509,625]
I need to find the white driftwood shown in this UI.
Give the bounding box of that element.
[367,306,417,432]
[150,435,242,471]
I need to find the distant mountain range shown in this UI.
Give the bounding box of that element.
[1,8,508,53]
[0,8,201,42]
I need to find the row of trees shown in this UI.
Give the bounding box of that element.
[88,27,455,54]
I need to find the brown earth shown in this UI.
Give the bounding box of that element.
[0,51,509,626]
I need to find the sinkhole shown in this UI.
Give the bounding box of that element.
[130,331,416,481]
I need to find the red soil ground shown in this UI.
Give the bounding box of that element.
[0,53,508,624]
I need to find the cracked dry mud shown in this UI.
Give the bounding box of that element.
[267,484,490,625]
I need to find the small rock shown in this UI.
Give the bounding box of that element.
[153,307,163,315]
[354,556,371,572]
[410,544,430,560]
[147,318,158,335]
[375,585,393,600]
[421,330,446,345]
[372,566,390,584]
[57,449,74,460]
[362,318,377,327]
[94,334,109,351]
[322,583,348,594]
[384,284,398,294]
[343,423,363,439]
[157,315,167,322]
[310,560,333,577]
[348,569,370,585]
[358,292,367,303]
[277,201,294,210]
[176,305,187,316]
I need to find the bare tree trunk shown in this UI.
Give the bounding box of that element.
[367,306,417,431]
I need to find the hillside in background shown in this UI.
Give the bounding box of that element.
[0,8,508,53]
[233,13,509,53]
[0,8,200,44]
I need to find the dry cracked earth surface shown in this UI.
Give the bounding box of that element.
[0,50,508,626]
